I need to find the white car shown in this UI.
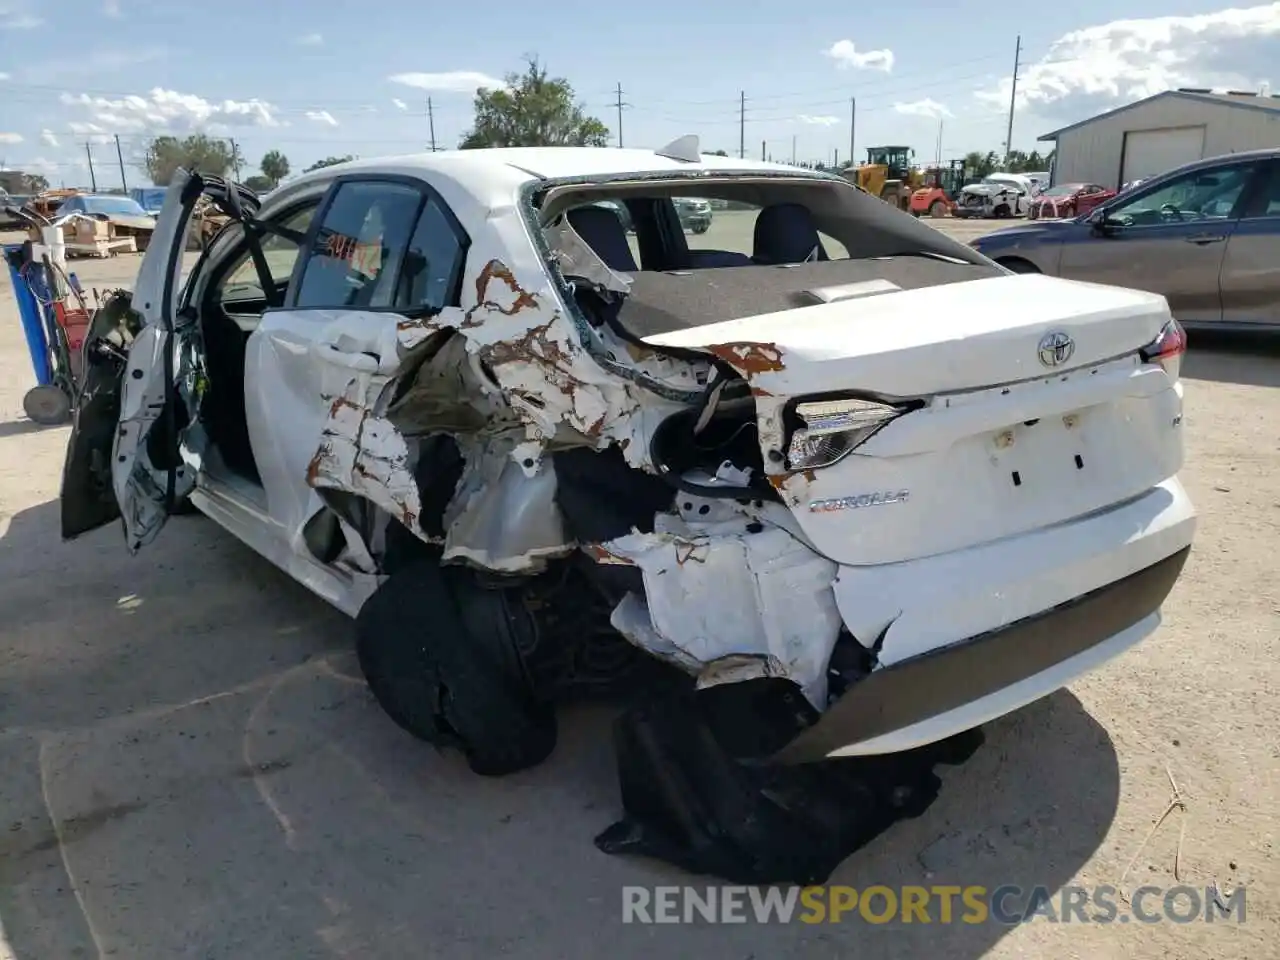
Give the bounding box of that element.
[61,143,1195,846]
[955,174,1034,218]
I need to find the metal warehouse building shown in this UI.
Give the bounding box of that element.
[1039,89,1280,189]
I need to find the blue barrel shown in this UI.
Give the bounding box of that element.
[4,243,52,386]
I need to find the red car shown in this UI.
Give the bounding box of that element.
[1026,182,1116,220]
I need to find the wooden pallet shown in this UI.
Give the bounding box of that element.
[64,236,138,259]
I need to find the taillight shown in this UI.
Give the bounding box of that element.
[786,397,907,470]
[1139,318,1187,380]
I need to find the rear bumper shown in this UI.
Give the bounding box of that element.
[776,478,1196,762]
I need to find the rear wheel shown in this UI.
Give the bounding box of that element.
[928,200,947,219]
[356,559,557,776]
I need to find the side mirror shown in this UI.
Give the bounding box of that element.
[1087,208,1117,234]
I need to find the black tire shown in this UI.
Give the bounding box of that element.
[356,560,557,776]
[993,204,1011,219]
[691,222,709,235]
[998,258,1040,274]
[928,200,947,219]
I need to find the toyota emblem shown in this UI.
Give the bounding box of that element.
[1038,331,1075,367]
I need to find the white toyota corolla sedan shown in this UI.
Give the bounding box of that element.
[60,141,1195,801]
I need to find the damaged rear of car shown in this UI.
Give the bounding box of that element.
[60,145,1195,884]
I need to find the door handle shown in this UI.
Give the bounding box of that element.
[1184,234,1226,245]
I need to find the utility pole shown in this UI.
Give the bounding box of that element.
[761,139,766,161]
[935,119,944,168]
[1005,34,1021,167]
[230,138,242,179]
[738,91,745,159]
[791,134,796,165]
[849,96,856,167]
[428,97,437,151]
[613,82,630,148]
[114,134,128,191]
[85,142,97,191]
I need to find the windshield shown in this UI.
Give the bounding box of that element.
[1043,184,1082,197]
[133,188,167,208]
[82,196,150,216]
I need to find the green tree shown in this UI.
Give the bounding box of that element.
[243,174,273,192]
[459,58,609,149]
[702,149,729,157]
[303,155,355,173]
[142,134,237,186]
[260,149,290,187]
[26,173,49,192]
[963,150,1002,177]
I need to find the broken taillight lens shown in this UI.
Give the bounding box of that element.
[1139,318,1187,381]
[786,397,905,470]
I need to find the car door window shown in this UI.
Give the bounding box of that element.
[220,204,318,305]
[296,181,422,309]
[1108,165,1253,226]
[1243,162,1280,217]
[295,180,467,311]
[395,196,467,310]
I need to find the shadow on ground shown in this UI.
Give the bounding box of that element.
[1183,330,1280,388]
[0,417,61,440]
[0,497,1122,959]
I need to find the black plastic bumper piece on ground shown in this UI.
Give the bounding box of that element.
[775,546,1192,765]
[594,680,984,885]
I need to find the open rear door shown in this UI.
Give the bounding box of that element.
[59,169,266,551]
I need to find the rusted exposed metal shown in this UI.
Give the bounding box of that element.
[463,259,541,327]
[707,342,786,377]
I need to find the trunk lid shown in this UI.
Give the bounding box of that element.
[644,273,1183,566]
[643,273,1170,398]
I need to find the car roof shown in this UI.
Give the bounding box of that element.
[280,146,819,199]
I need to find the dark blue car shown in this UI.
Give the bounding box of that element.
[969,148,1280,330]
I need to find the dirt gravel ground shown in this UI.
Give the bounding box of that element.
[0,219,1277,959]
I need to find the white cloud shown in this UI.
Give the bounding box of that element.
[977,2,1280,122]
[388,70,505,93]
[0,132,23,143]
[295,32,322,45]
[40,128,58,146]
[894,98,953,120]
[305,109,339,127]
[391,98,408,110]
[60,87,279,133]
[0,13,42,28]
[104,0,122,16]
[0,71,8,80]
[824,39,894,73]
[797,114,840,126]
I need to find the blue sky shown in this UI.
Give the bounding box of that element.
[1,0,1277,186]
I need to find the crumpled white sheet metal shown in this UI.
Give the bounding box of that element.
[603,509,843,709]
[303,212,704,575]
[441,435,573,573]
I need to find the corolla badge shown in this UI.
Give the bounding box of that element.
[1037,331,1075,367]
[809,490,910,513]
